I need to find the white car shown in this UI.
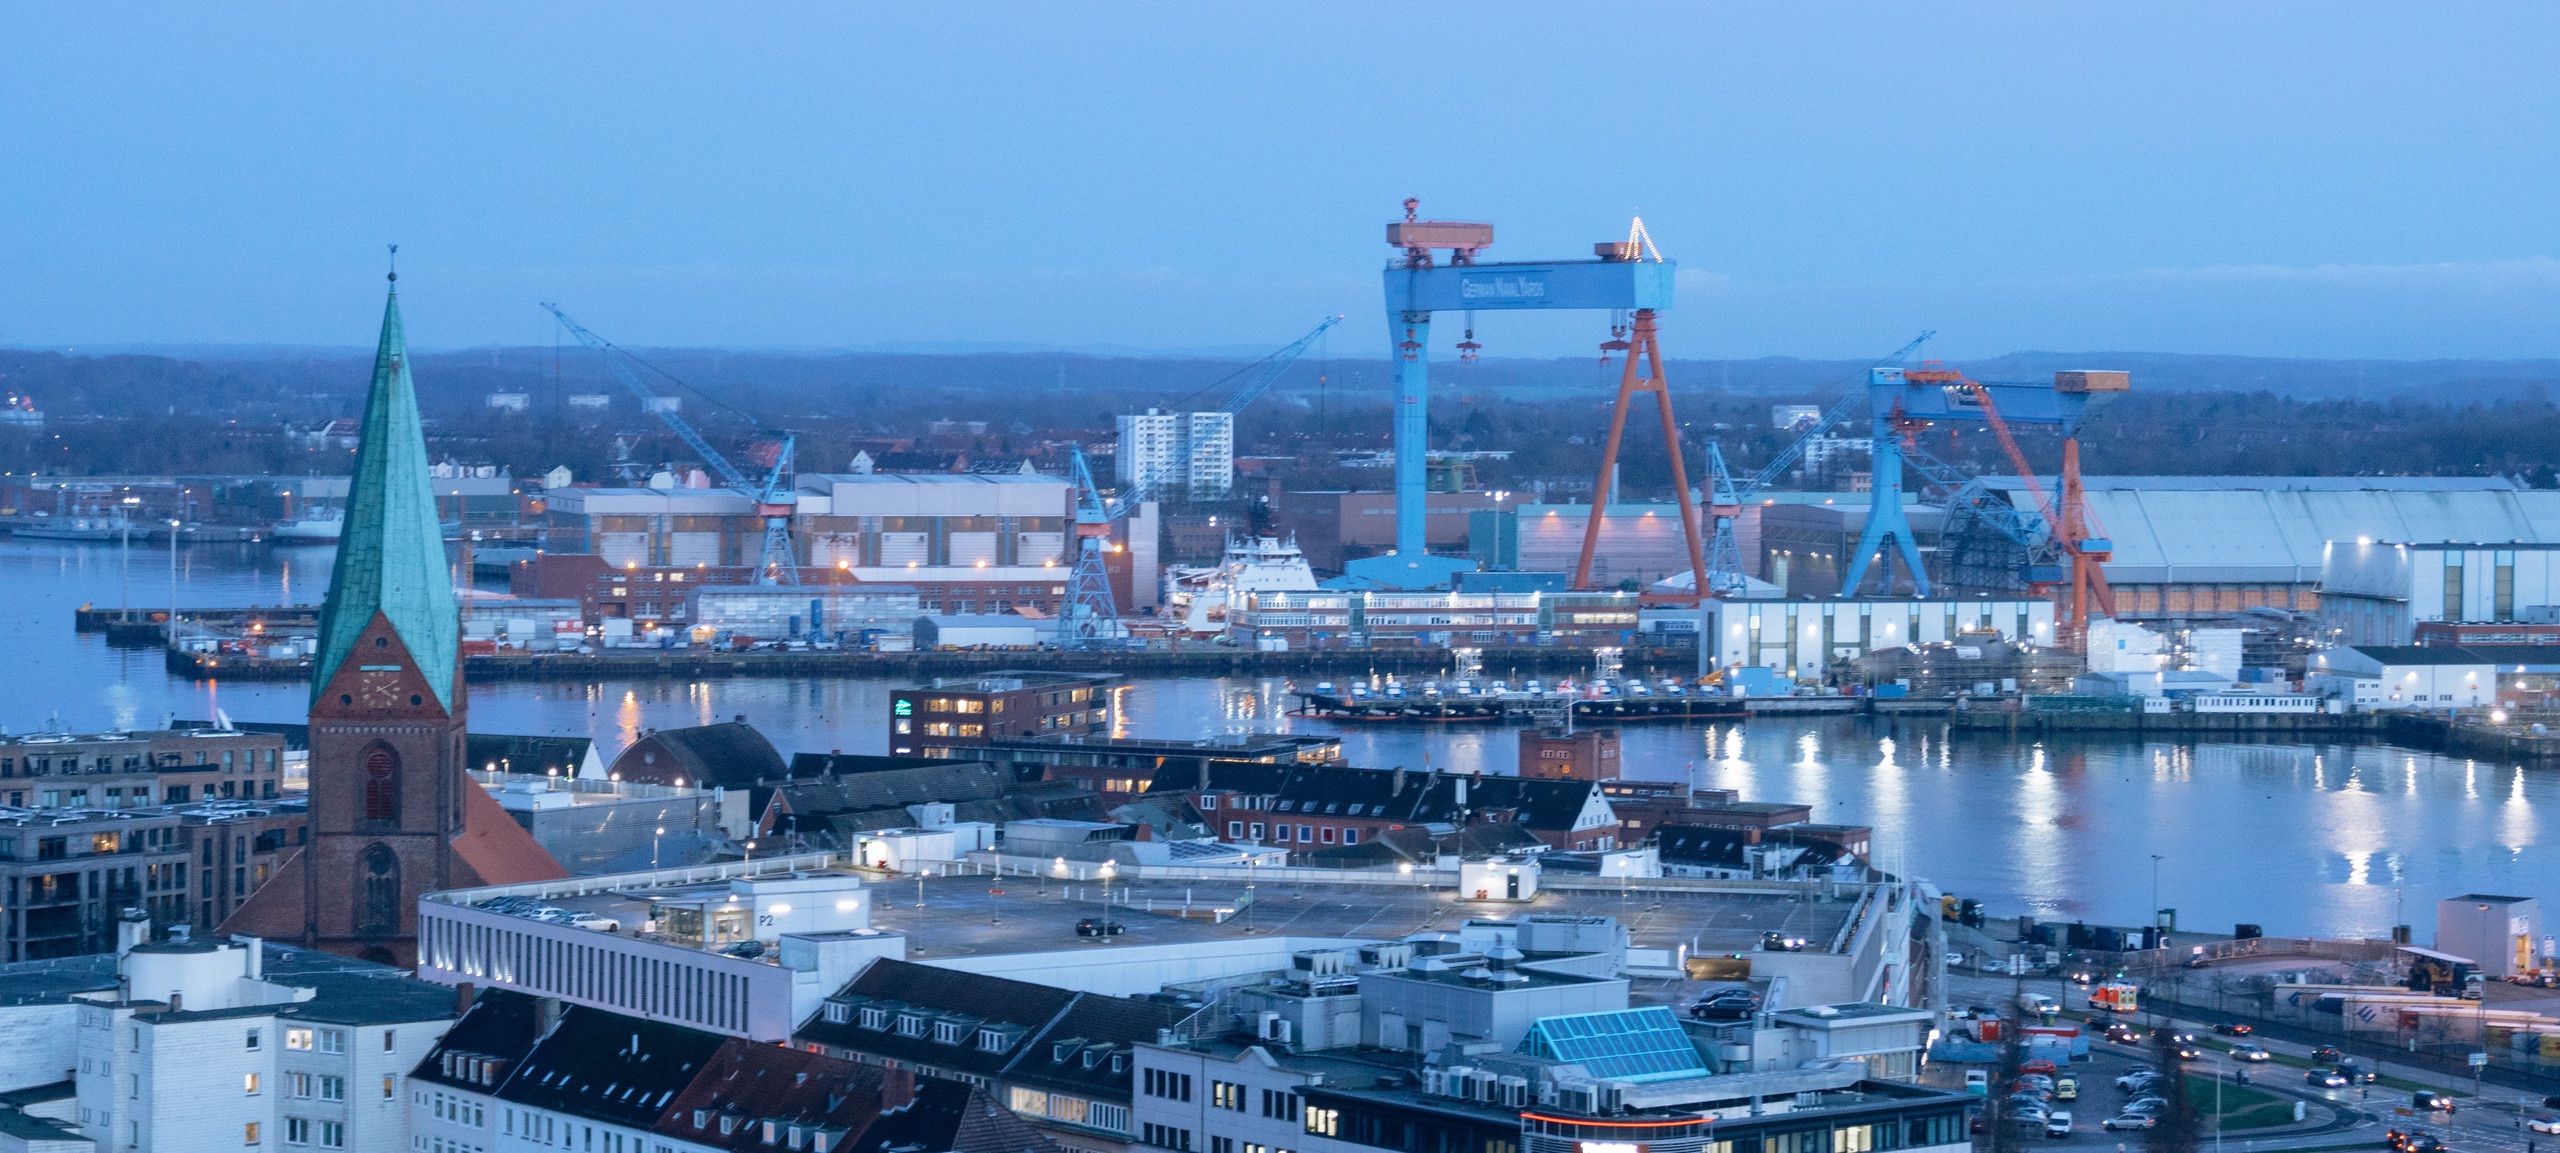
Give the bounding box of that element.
[2101,1115,2156,1132]
[564,912,620,932]
[2526,1115,2560,1135]
[2044,1112,2072,1138]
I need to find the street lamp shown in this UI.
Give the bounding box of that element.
[2150,854,2164,933]
[916,868,929,908]
[653,826,666,870]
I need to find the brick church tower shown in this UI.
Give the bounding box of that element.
[223,269,562,965]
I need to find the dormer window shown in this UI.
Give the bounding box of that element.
[718,1116,738,1136]
[933,1021,963,1045]
[859,1008,886,1030]
[1081,1048,1102,1069]
[787,1127,803,1150]
[1111,1052,1128,1074]
[976,1029,1009,1054]
[824,1002,849,1024]
[1053,1041,1073,1062]
[693,1111,709,1130]
[761,1120,777,1144]
[1198,795,1217,810]
[896,1015,926,1038]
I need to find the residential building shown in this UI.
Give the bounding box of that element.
[1115,410,1232,501]
[0,799,308,961]
[888,675,1110,759]
[0,728,289,809]
[0,923,460,1153]
[797,958,1185,1153]
[411,989,1047,1153]
[1008,737,1342,807]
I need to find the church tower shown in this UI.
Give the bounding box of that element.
[223,266,562,965]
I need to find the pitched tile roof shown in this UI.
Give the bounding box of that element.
[839,1077,1063,1153]
[649,1039,905,1153]
[497,1002,728,1127]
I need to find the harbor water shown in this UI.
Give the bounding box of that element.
[12,539,2552,940]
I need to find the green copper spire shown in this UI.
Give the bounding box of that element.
[312,263,459,708]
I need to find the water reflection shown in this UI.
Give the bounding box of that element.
[8,539,2557,940]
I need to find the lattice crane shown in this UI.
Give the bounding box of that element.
[1057,444,1153,651]
[542,304,802,585]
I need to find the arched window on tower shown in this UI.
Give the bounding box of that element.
[363,748,399,823]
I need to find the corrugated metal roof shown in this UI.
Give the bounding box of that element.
[1975,479,2560,583]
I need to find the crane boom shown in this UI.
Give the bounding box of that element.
[543,302,801,587]
[541,303,751,490]
[1217,316,1345,415]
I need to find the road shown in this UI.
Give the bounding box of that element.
[1943,972,2560,1153]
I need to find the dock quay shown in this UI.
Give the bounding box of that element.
[162,644,1701,684]
[76,604,320,645]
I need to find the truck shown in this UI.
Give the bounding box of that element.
[2018,992,2061,1018]
[2090,980,2140,1014]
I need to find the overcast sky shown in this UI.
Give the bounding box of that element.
[4,4,2558,360]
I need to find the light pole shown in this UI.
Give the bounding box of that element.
[166,520,182,645]
[2150,854,2164,934]
[916,868,929,908]
[653,826,666,870]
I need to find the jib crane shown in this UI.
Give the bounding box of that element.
[542,304,803,586]
[1363,201,1694,592]
[1197,316,1344,415]
[1057,444,1152,651]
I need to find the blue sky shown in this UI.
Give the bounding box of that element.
[4,4,2557,360]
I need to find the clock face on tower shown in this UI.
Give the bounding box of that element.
[359,669,401,709]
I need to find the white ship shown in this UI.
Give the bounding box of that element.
[9,515,134,541]
[1164,534,1319,635]
[272,510,345,541]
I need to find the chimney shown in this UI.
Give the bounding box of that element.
[115,908,150,960]
[536,997,563,1036]
[1196,760,1209,794]
[453,982,477,1016]
[1391,766,1406,797]
[1454,776,1467,807]
[881,1067,916,1112]
[242,937,262,980]
[168,992,183,1013]
[733,714,748,725]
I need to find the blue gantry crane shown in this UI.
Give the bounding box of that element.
[1838,365,2129,634]
[542,304,803,586]
[1693,332,1938,594]
[1359,202,1694,591]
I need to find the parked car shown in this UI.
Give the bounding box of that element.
[2054,1077,2078,1101]
[2101,1114,2157,1132]
[717,939,766,959]
[2115,1069,2160,1092]
[2307,1069,2350,1088]
[1964,1069,1989,1095]
[1075,919,1125,937]
[2124,1097,2168,1116]
[2231,1044,2271,1063]
[2044,1112,2073,1138]
[2213,1022,2253,1036]
[2410,1092,2456,1113]
[2020,1058,2059,1076]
